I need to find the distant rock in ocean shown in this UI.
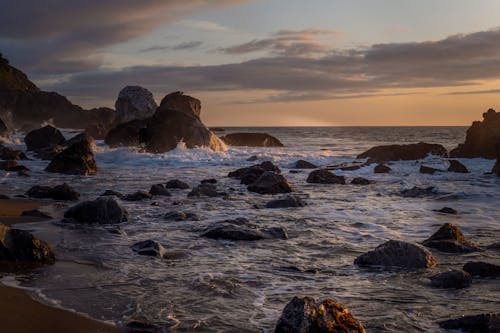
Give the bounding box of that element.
[220,132,284,147]
[450,108,500,159]
[115,86,157,123]
[357,142,447,163]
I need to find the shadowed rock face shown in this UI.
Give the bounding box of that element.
[104,119,147,148]
[0,223,55,264]
[275,296,366,333]
[220,132,284,147]
[24,125,65,151]
[247,171,294,194]
[450,108,500,158]
[158,91,201,118]
[115,86,157,123]
[64,197,128,224]
[430,270,472,289]
[357,142,447,163]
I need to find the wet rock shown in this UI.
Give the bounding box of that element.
[104,119,147,148]
[220,132,284,147]
[306,169,345,184]
[46,135,98,175]
[293,160,317,169]
[201,178,217,184]
[463,262,500,278]
[17,169,30,177]
[487,242,500,251]
[326,162,366,171]
[26,183,79,201]
[354,240,436,269]
[420,165,441,174]
[115,86,157,123]
[123,191,153,201]
[131,240,167,258]
[0,194,9,199]
[275,296,366,333]
[0,223,55,264]
[24,125,65,151]
[202,219,288,241]
[100,190,124,198]
[229,161,281,185]
[374,164,391,173]
[357,142,448,163]
[0,160,29,172]
[430,270,472,289]
[448,160,469,173]
[400,186,436,198]
[440,313,499,333]
[0,145,27,160]
[434,207,458,215]
[125,317,167,333]
[450,108,500,158]
[165,179,189,189]
[188,183,226,197]
[351,177,372,185]
[265,195,307,208]
[21,209,52,219]
[32,144,65,160]
[422,223,481,253]
[159,91,201,118]
[248,171,294,194]
[85,123,109,140]
[64,197,128,224]
[164,211,199,221]
[149,184,171,197]
[247,155,258,161]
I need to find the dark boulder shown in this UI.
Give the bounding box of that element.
[159,91,201,118]
[306,169,345,184]
[400,186,436,198]
[248,171,294,194]
[100,190,124,198]
[440,313,499,333]
[115,86,157,123]
[420,165,442,174]
[131,240,166,258]
[354,240,436,269]
[351,177,372,185]
[220,132,284,147]
[24,125,65,151]
[358,142,447,163]
[430,270,472,289]
[374,164,391,173]
[149,184,171,196]
[422,223,481,253]
[104,119,147,148]
[229,161,281,185]
[32,144,65,160]
[463,262,500,278]
[265,195,307,208]
[0,145,27,160]
[450,108,500,158]
[46,135,98,175]
[0,223,55,264]
[448,160,469,173]
[123,191,153,201]
[64,197,128,224]
[165,179,190,189]
[275,296,366,333]
[164,211,199,221]
[293,160,317,169]
[26,183,79,201]
[434,207,458,215]
[202,220,287,241]
[201,178,217,184]
[188,183,226,198]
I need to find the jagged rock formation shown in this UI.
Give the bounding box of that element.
[158,91,201,118]
[115,86,157,123]
[357,142,447,163]
[46,134,98,175]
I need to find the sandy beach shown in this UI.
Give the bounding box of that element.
[0,198,48,225]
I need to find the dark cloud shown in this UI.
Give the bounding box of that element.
[443,88,500,96]
[141,41,204,53]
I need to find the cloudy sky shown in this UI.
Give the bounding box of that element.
[1,0,500,125]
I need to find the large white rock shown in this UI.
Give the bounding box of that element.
[115,86,157,123]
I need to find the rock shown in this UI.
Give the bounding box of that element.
[430,270,472,289]
[357,142,448,163]
[422,223,481,253]
[493,143,500,177]
[149,184,171,196]
[202,220,287,241]
[294,160,317,169]
[131,240,167,258]
[165,179,190,189]
[374,164,391,173]
[220,132,284,147]
[463,262,500,278]
[17,169,30,177]
[274,296,366,333]
[63,197,128,224]
[400,186,435,198]
[201,178,217,184]
[0,223,55,264]
[420,165,441,174]
[21,209,52,219]
[26,183,79,201]
[32,144,65,160]
[450,108,500,158]
[123,191,153,201]
[100,190,124,198]
[0,160,29,172]
[46,135,98,175]
[187,183,226,198]
[351,177,372,185]
[265,195,307,208]
[434,207,458,215]
[248,171,294,194]
[448,160,469,173]
[158,91,201,118]
[210,127,225,132]
[354,240,436,269]
[115,86,157,123]
[440,313,500,333]
[104,119,147,148]
[124,317,166,333]
[85,123,109,140]
[0,117,8,136]
[326,162,366,171]
[306,169,345,184]
[229,161,281,185]
[0,145,27,160]
[24,125,65,151]
[164,211,199,221]
[0,194,9,199]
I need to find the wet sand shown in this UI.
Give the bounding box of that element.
[0,198,50,225]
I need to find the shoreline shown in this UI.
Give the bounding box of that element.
[0,198,50,225]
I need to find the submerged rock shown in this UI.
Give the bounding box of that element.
[248,171,294,194]
[434,207,458,215]
[26,183,79,201]
[463,262,500,278]
[165,179,190,189]
[131,240,167,258]
[275,296,366,333]
[188,183,226,197]
[354,240,436,269]
[265,195,307,208]
[430,270,472,289]
[123,191,153,201]
[149,184,171,196]
[422,223,481,253]
[306,169,345,184]
[164,211,199,221]
[100,190,124,198]
[220,132,284,147]
[202,219,287,241]
[64,197,128,224]
[46,135,98,175]
[448,160,469,173]
[357,142,447,163]
[440,313,499,333]
[293,160,317,169]
[351,177,372,185]
[0,223,55,264]
[374,164,391,173]
[24,125,65,151]
[115,86,157,123]
[400,186,435,198]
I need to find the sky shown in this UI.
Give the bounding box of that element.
[1,0,500,126]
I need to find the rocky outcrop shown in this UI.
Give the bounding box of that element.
[158,91,201,118]
[220,132,284,147]
[64,197,128,224]
[275,296,366,333]
[448,160,469,173]
[265,195,306,208]
[202,218,287,241]
[24,125,65,151]
[354,240,436,269]
[26,183,79,201]
[430,270,472,289]
[46,135,98,175]
[440,313,499,333]
[248,171,294,194]
[115,86,157,123]
[306,169,345,184]
[293,160,317,169]
[450,108,500,158]
[374,164,391,173]
[357,142,447,163]
[104,119,147,148]
[422,223,481,253]
[131,240,167,258]
[463,262,500,278]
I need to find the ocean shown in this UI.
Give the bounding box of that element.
[1,126,499,332]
